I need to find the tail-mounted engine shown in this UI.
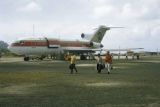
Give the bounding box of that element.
[89,42,103,48]
[81,33,93,41]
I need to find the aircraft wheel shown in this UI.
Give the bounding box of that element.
[40,57,43,60]
[24,57,29,61]
[80,55,86,60]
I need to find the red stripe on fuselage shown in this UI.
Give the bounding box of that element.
[11,40,91,47]
[11,41,47,47]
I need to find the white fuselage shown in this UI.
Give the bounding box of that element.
[8,37,102,57]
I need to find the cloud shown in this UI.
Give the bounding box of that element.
[121,3,140,19]
[93,6,118,19]
[121,2,160,20]
[92,0,160,21]
[0,0,160,51]
[17,1,42,12]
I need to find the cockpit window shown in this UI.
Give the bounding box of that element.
[11,40,25,46]
[14,41,20,43]
[20,41,24,44]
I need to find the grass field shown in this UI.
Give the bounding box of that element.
[0,56,160,107]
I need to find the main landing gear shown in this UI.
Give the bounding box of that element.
[24,55,46,61]
[24,57,29,61]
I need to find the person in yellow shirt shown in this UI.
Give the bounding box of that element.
[105,51,112,74]
[69,54,78,74]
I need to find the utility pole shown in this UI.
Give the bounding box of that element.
[157,48,159,56]
[118,46,120,60]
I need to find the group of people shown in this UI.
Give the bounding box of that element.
[68,51,113,74]
[97,51,112,74]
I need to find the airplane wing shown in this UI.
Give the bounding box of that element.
[90,48,144,51]
[102,48,144,52]
[64,48,144,54]
[63,48,95,54]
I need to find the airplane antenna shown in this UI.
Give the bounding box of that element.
[33,24,35,36]
[58,35,61,40]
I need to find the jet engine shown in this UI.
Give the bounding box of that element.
[89,42,103,48]
[81,33,93,41]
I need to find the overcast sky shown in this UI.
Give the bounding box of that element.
[0,0,160,51]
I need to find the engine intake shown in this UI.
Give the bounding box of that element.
[90,42,93,46]
[81,33,85,38]
[81,33,92,40]
[100,44,104,48]
[89,42,103,48]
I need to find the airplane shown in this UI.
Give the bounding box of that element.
[8,25,113,61]
[8,25,144,61]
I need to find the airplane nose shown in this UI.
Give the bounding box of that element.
[8,45,11,50]
[8,45,13,52]
[7,43,22,55]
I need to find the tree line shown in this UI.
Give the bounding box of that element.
[0,40,9,56]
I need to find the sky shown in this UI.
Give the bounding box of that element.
[0,0,160,51]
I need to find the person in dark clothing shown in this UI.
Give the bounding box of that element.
[96,54,104,73]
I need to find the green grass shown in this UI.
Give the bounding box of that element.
[0,57,160,107]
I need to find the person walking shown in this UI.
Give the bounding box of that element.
[97,53,104,73]
[69,54,78,74]
[105,51,112,74]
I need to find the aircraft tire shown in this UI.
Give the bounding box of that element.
[24,57,29,61]
[80,55,86,60]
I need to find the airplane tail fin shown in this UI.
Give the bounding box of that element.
[81,25,110,43]
[81,25,124,43]
[90,25,109,43]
